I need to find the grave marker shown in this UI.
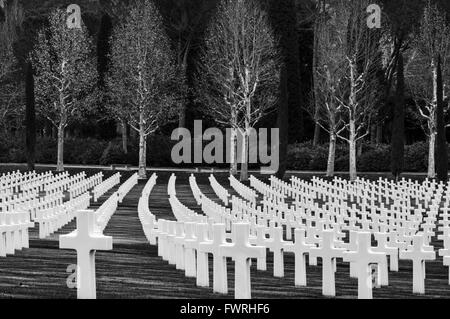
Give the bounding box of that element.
[59,210,113,299]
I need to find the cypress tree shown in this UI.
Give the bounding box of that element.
[391,53,405,180]
[97,13,113,87]
[436,55,448,182]
[96,13,117,140]
[276,66,288,179]
[269,0,303,144]
[25,61,36,171]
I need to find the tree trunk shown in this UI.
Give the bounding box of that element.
[357,141,363,157]
[428,132,436,179]
[349,120,357,181]
[25,62,36,171]
[240,128,249,182]
[312,12,321,147]
[276,66,289,179]
[370,124,377,144]
[230,129,238,175]
[435,56,448,182]
[178,106,186,129]
[57,125,64,172]
[313,123,321,146]
[178,45,189,128]
[121,118,128,154]
[376,125,383,144]
[138,116,147,179]
[391,53,405,180]
[326,133,336,177]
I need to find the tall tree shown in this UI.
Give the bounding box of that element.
[156,0,216,129]
[197,0,281,181]
[381,0,423,176]
[31,8,97,171]
[311,2,347,177]
[0,0,23,131]
[25,61,36,170]
[407,1,450,179]
[333,0,382,181]
[391,53,405,180]
[436,55,448,181]
[96,13,119,143]
[108,0,180,179]
[276,66,289,179]
[270,0,303,145]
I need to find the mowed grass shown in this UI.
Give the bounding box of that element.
[0,164,448,299]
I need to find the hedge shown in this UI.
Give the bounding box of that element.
[0,135,441,172]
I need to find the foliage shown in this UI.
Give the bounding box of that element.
[107,0,181,136]
[196,0,281,129]
[31,8,98,129]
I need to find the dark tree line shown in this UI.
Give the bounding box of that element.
[2,0,450,180]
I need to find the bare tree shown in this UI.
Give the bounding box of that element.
[406,1,450,179]
[107,0,181,179]
[332,0,382,181]
[310,2,347,177]
[0,0,23,132]
[197,0,281,181]
[31,8,97,172]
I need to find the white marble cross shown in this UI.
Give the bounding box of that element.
[60,210,113,299]
[343,232,386,299]
[374,232,399,272]
[174,222,186,271]
[198,224,228,294]
[439,235,450,285]
[309,230,345,297]
[249,225,271,271]
[400,233,436,294]
[285,228,315,286]
[183,222,198,278]
[195,223,210,287]
[221,223,265,299]
[266,226,290,277]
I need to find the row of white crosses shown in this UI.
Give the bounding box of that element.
[58,172,140,299]
[0,170,51,193]
[229,174,257,205]
[140,185,264,299]
[93,172,121,202]
[0,170,31,193]
[209,174,230,206]
[94,174,138,232]
[45,172,81,195]
[139,174,267,298]
[249,175,286,205]
[1,189,39,213]
[35,193,90,239]
[18,171,53,192]
[27,192,64,220]
[198,173,447,298]
[438,208,450,284]
[94,193,119,233]
[139,174,158,245]
[189,174,203,205]
[168,173,177,197]
[117,173,138,203]
[277,175,448,297]
[201,193,232,229]
[0,171,55,208]
[141,171,447,299]
[0,211,34,257]
[0,171,84,216]
[68,172,103,200]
